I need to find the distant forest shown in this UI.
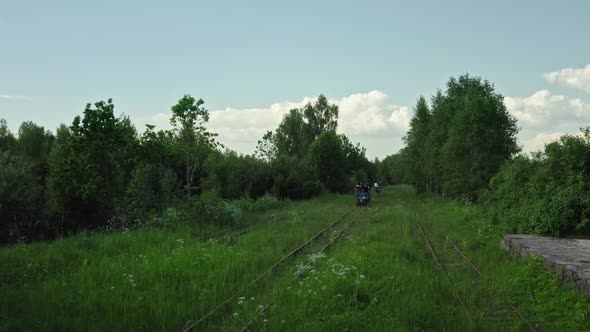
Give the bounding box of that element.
[0,93,380,243]
[2,74,590,244]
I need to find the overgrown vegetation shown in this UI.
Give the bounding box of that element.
[401,74,520,199]
[378,74,590,236]
[2,187,588,331]
[0,94,376,244]
[479,128,590,236]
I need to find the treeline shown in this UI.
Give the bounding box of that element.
[392,74,520,199]
[0,94,376,243]
[387,73,590,236]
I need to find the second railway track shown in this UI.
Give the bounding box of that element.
[419,224,537,331]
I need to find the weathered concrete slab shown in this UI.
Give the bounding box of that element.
[503,234,590,292]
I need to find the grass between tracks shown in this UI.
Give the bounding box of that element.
[2,187,590,331]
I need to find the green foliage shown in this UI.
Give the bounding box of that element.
[183,191,243,226]
[0,193,351,330]
[0,152,44,242]
[307,131,349,193]
[137,124,177,167]
[255,130,277,162]
[481,128,590,236]
[274,108,310,158]
[170,95,219,193]
[274,94,339,158]
[377,152,407,185]
[16,121,54,168]
[203,150,272,200]
[0,119,17,152]
[403,96,432,192]
[46,99,138,230]
[271,155,323,199]
[0,93,373,242]
[440,76,519,199]
[400,74,519,200]
[302,94,339,140]
[4,188,589,330]
[243,193,284,212]
[262,95,371,195]
[126,163,180,221]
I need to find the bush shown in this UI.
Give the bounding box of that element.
[126,163,179,220]
[271,155,324,199]
[0,152,44,242]
[183,191,243,226]
[480,128,590,236]
[203,150,272,200]
[233,193,285,213]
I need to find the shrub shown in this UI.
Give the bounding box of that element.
[271,155,324,199]
[184,191,243,226]
[480,128,590,236]
[0,152,44,242]
[126,163,179,220]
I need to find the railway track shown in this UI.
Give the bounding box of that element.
[418,225,537,331]
[184,208,359,331]
[239,209,361,332]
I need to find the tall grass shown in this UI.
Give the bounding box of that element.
[1,187,589,331]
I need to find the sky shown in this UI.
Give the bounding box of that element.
[1,0,590,159]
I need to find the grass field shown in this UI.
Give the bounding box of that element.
[1,186,589,331]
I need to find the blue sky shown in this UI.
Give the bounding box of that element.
[1,0,590,158]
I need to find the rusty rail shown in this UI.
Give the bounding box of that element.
[183,208,354,331]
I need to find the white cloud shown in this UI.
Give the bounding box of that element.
[0,95,30,101]
[148,91,411,158]
[146,85,590,158]
[521,132,564,153]
[335,90,411,135]
[544,64,590,93]
[505,90,590,153]
[505,90,568,129]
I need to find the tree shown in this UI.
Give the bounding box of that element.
[126,163,179,220]
[255,130,277,162]
[302,94,339,140]
[439,75,519,199]
[339,134,376,184]
[402,75,519,199]
[47,99,138,229]
[0,119,17,152]
[481,128,590,236]
[15,121,55,191]
[271,155,322,199]
[274,109,309,157]
[274,95,340,158]
[170,95,219,194]
[203,150,272,199]
[403,96,432,193]
[0,151,43,242]
[307,131,349,192]
[340,134,366,171]
[378,152,407,185]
